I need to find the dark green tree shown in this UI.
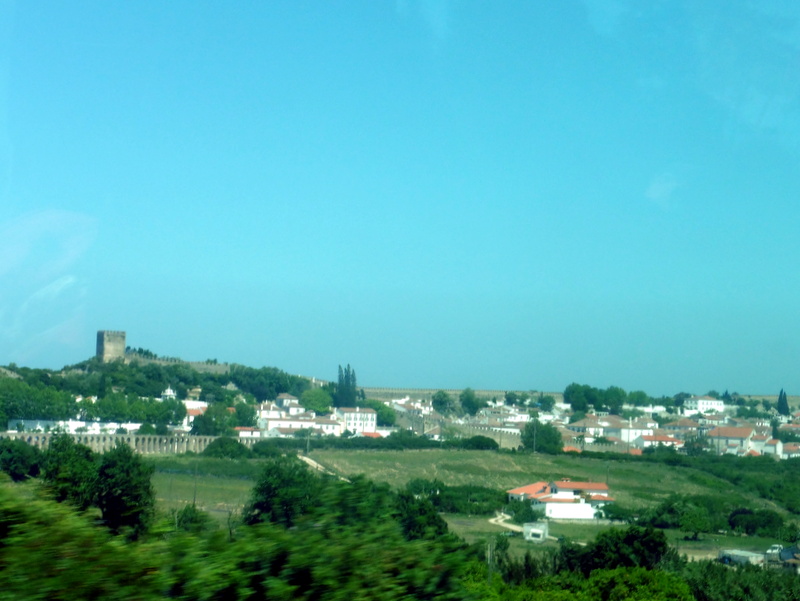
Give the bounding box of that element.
[521,419,563,454]
[395,490,449,541]
[459,388,485,416]
[432,390,455,415]
[360,399,397,426]
[94,443,155,537]
[174,503,213,534]
[564,382,591,412]
[202,437,252,459]
[243,455,320,527]
[679,504,711,540]
[190,403,235,436]
[300,387,334,414]
[41,434,97,510]
[777,388,790,416]
[458,435,499,450]
[538,394,556,412]
[0,439,41,481]
[334,364,359,407]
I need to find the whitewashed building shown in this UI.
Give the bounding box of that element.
[683,396,725,416]
[334,407,377,434]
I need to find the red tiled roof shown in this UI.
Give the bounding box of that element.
[708,427,754,439]
[642,435,681,443]
[552,479,608,492]
[507,482,549,497]
[535,497,578,504]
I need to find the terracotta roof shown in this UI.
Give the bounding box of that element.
[535,497,578,504]
[507,482,550,497]
[708,427,754,439]
[642,435,681,443]
[562,446,582,453]
[552,479,609,492]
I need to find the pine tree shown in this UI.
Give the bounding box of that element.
[335,364,358,407]
[777,388,790,416]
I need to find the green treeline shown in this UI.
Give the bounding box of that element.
[2,448,800,600]
[0,359,311,429]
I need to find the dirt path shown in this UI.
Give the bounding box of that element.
[488,512,523,532]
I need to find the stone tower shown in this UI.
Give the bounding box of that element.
[96,330,126,363]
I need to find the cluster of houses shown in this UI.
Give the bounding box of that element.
[10,387,385,439]
[10,384,800,459]
[464,395,800,460]
[231,393,380,439]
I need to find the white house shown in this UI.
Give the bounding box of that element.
[683,396,725,416]
[334,407,377,434]
[507,479,613,520]
[631,434,684,450]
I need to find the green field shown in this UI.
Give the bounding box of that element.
[305,449,757,508]
[151,456,263,523]
[149,450,786,557]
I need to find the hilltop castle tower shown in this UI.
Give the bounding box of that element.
[96,330,126,363]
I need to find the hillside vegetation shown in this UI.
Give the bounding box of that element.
[307,448,786,512]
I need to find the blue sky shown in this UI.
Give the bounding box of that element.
[2,1,800,397]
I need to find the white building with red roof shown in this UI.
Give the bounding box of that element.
[507,478,613,520]
[631,434,684,450]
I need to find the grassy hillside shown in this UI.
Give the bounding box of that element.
[149,450,787,557]
[306,449,756,509]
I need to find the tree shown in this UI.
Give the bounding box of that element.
[538,394,556,412]
[564,383,590,412]
[361,399,397,426]
[521,420,563,454]
[395,490,449,541]
[174,503,213,534]
[243,455,320,527]
[0,439,41,481]
[190,403,235,436]
[137,423,156,435]
[202,437,252,459]
[300,388,333,414]
[679,504,711,540]
[234,402,256,428]
[458,435,499,450]
[459,388,485,416]
[432,390,455,415]
[334,364,359,407]
[41,434,97,510]
[777,388,790,416]
[94,443,155,537]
